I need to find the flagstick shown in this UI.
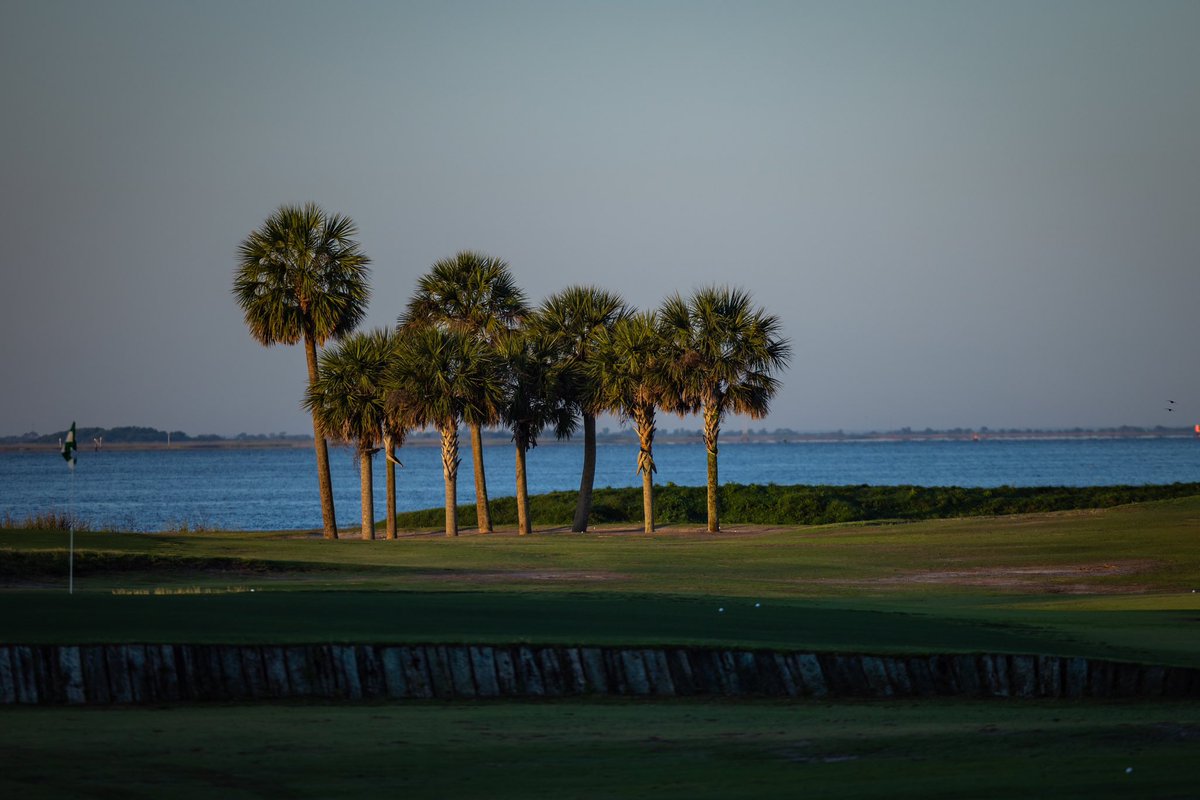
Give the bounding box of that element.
[69,464,75,595]
[62,420,78,595]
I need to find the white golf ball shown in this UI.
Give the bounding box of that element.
[718,607,724,613]
[754,602,761,608]
[1125,768,1133,774]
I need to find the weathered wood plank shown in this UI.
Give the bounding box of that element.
[379,647,410,699]
[447,647,477,698]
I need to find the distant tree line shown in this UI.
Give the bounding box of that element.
[12,426,224,445]
[5,423,1189,448]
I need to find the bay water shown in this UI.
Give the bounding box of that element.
[2,437,1198,532]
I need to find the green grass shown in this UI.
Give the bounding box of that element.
[5,494,1200,797]
[0,591,1171,659]
[2,495,1199,664]
[2,700,1198,799]
[5,495,1200,599]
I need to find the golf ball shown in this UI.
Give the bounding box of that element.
[718,607,724,613]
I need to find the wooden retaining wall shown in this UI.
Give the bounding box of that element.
[1,644,1196,705]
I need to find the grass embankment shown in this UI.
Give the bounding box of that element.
[2,701,1198,799]
[392,482,1200,528]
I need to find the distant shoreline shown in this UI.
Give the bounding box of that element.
[2,427,1195,453]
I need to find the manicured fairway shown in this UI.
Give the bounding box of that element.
[5,496,1199,602]
[2,700,1198,799]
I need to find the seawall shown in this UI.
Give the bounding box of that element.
[3,644,1198,705]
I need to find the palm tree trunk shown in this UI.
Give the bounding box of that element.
[441,424,460,537]
[469,423,493,532]
[385,436,397,541]
[359,447,374,541]
[703,404,720,533]
[572,412,597,532]
[515,440,531,535]
[304,334,338,539]
[634,405,656,534]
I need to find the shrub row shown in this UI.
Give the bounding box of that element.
[392,482,1200,529]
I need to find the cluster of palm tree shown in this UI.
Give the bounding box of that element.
[234,204,790,540]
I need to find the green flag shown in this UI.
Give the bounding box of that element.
[61,421,77,467]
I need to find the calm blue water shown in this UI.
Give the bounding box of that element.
[2,438,1198,531]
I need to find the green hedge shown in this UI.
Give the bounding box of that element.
[391,482,1200,529]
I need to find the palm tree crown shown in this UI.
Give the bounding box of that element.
[304,329,395,455]
[388,327,503,431]
[399,251,528,339]
[234,203,370,347]
[530,285,629,414]
[498,327,577,452]
[590,312,673,448]
[660,286,790,423]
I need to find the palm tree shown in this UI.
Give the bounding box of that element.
[529,286,629,531]
[386,326,504,537]
[589,311,674,534]
[400,251,528,533]
[381,415,406,541]
[497,328,577,535]
[233,203,371,540]
[304,329,401,541]
[661,287,791,532]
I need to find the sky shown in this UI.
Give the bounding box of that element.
[2,0,1198,437]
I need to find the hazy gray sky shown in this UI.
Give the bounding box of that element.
[2,0,1197,436]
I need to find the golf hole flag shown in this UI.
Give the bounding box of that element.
[61,421,77,467]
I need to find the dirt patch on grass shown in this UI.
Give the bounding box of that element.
[416,569,631,584]
[806,560,1158,594]
[371,524,794,539]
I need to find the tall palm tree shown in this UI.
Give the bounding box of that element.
[400,251,528,533]
[661,287,791,533]
[386,326,504,537]
[381,413,406,541]
[497,328,577,535]
[233,203,370,540]
[589,311,674,534]
[304,329,401,541]
[529,286,629,531]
